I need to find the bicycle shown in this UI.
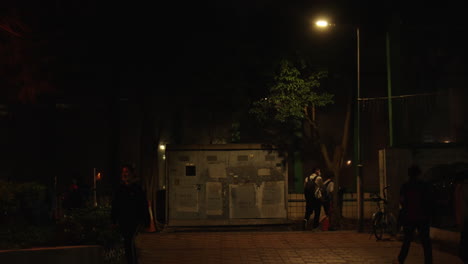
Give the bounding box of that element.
[371,185,398,240]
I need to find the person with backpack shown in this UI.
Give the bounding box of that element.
[303,168,323,230]
[321,171,335,231]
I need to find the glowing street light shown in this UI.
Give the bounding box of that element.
[315,20,329,27]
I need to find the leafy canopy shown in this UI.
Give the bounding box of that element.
[250,60,334,130]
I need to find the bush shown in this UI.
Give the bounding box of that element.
[56,206,124,263]
[57,206,122,246]
[0,180,50,226]
[0,181,124,263]
[0,180,54,249]
[0,224,56,249]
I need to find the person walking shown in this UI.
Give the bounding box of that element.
[303,168,323,230]
[454,170,468,263]
[63,178,83,209]
[111,164,150,264]
[397,165,434,264]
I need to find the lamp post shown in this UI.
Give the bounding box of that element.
[315,20,364,232]
[355,27,364,233]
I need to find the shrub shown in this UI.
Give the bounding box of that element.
[0,180,50,226]
[56,206,124,263]
[0,224,55,249]
[0,181,124,263]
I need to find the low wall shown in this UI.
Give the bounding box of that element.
[0,245,104,264]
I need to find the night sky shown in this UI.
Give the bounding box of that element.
[1,0,467,186]
[2,1,466,101]
[1,1,369,101]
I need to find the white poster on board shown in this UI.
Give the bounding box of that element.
[208,163,227,178]
[175,185,199,212]
[206,182,223,215]
[259,181,286,218]
[257,168,271,176]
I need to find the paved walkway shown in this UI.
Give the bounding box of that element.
[136,230,462,264]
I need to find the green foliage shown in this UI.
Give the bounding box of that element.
[56,206,122,249]
[0,181,55,249]
[250,60,334,148]
[0,180,19,216]
[0,180,120,249]
[230,122,241,143]
[56,206,124,263]
[0,225,56,249]
[0,204,124,263]
[0,180,49,226]
[0,184,123,261]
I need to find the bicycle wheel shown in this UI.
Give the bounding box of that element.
[386,213,398,236]
[372,212,384,240]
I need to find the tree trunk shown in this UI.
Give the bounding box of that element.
[319,102,351,228]
[139,106,163,231]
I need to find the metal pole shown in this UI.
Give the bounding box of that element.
[93,167,97,207]
[356,27,364,232]
[386,32,394,147]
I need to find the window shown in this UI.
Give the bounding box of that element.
[237,155,248,161]
[186,165,196,176]
[207,155,217,161]
[179,156,189,162]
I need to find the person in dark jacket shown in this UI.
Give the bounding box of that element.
[397,165,434,264]
[111,164,150,264]
[303,168,323,230]
[63,178,83,209]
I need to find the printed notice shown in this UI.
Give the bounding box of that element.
[206,182,223,215]
[257,168,271,176]
[175,185,199,212]
[229,184,259,218]
[259,181,286,218]
[208,163,227,178]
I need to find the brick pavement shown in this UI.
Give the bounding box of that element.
[136,230,462,264]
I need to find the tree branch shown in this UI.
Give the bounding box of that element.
[320,144,333,170]
[0,24,22,37]
[339,101,351,168]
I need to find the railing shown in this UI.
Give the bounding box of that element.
[287,193,376,220]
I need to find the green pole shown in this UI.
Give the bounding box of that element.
[386,32,394,147]
[294,151,304,193]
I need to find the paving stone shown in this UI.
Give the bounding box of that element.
[136,230,462,264]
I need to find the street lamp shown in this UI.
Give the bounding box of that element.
[314,19,364,232]
[315,20,329,27]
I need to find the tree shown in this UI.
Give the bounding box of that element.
[250,59,333,150]
[250,59,351,227]
[320,101,351,227]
